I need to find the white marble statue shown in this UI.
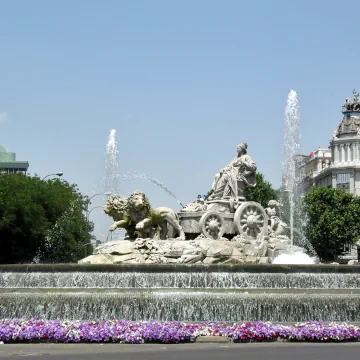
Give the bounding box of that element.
[208,142,256,200]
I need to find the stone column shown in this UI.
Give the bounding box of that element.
[353,142,358,161]
[350,144,353,162]
[350,172,355,195]
[349,144,352,161]
[338,144,343,163]
[349,144,352,162]
[332,174,337,189]
[333,144,339,164]
[345,144,349,162]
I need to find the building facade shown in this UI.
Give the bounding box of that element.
[0,145,29,174]
[297,90,360,195]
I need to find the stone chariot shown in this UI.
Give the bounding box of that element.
[179,142,268,241]
[180,199,268,241]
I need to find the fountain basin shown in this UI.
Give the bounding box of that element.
[0,264,359,322]
[0,292,359,322]
[0,268,359,289]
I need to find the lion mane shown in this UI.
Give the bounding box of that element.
[104,190,185,240]
[125,190,151,216]
[104,194,128,221]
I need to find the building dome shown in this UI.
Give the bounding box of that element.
[336,89,360,138]
[0,145,6,153]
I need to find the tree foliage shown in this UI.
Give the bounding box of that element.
[304,187,360,261]
[245,173,279,208]
[0,174,93,263]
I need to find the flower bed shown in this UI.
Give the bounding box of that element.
[0,320,359,343]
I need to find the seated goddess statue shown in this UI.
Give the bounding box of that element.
[208,142,256,201]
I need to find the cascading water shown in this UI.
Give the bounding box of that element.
[1,292,359,322]
[277,90,315,264]
[103,129,183,206]
[1,271,359,289]
[116,171,184,208]
[283,90,301,250]
[104,129,120,193]
[0,265,359,321]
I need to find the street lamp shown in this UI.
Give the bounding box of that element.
[42,172,64,180]
[87,205,103,222]
[88,191,112,204]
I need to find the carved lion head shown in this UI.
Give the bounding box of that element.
[126,190,151,214]
[104,194,127,218]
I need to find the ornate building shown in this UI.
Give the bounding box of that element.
[297,89,360,195]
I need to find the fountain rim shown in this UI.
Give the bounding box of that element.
[0,264,359,273]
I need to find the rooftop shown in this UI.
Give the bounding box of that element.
[0,145,29,171]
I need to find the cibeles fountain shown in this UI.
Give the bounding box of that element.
[80,142,304,265]
[0,90,359,323]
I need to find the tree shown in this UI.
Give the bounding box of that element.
[244,173,279,208]
[0,174,93,263]
[37,201,93,263]
[303,187,360,261]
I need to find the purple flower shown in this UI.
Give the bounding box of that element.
[0,320,358,343]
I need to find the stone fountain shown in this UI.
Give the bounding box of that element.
[0,140,359,323]
[80,142,302,265]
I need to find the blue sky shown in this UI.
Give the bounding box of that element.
[1,0,360,240]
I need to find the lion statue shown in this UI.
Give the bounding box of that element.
[104,190,185,240]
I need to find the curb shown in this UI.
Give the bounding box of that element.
[194,336,232,343]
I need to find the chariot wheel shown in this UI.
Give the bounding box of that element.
[234,201,267,240]
[199,211,225,240]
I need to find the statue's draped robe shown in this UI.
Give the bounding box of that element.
[211,154,256,200]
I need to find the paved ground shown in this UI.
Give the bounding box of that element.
[1,342,360,359]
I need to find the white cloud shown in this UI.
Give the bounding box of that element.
[0,112,8,123]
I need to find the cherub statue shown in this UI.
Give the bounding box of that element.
[264,201,288,239]
[265,200,289,237]
[265,200,280,235]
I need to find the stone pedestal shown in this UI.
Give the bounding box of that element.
[79,233,303,265]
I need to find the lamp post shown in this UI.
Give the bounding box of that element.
[42,172,64,180]
[86,192,112,245]
[86,192,111,216]
[88,192,112,204]
[87,205,103,222]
